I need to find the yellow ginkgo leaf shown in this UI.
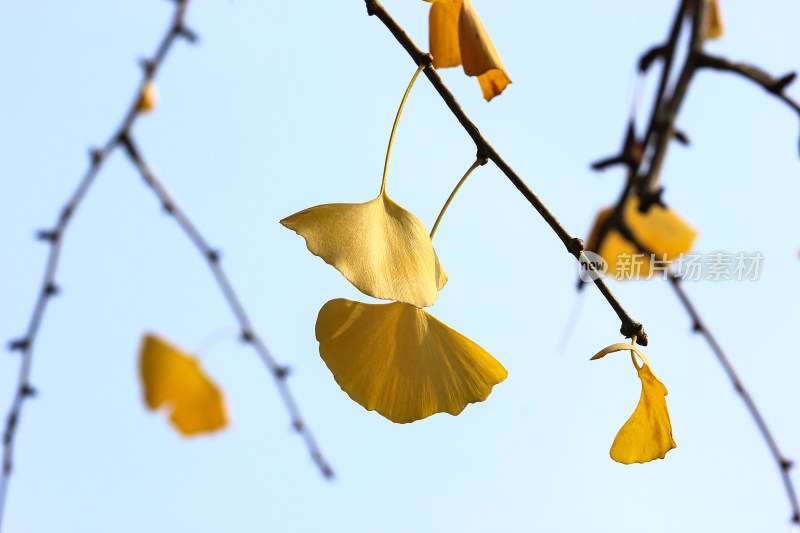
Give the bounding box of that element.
[624,198,697,259]
[316,298,507,423]
[281,193,448,308]
[592,341,676,464]
[585,196,698,280]
[137,80,158,113]
[427,0,511,101]
[139,333,227,436]
[585,206,615,259]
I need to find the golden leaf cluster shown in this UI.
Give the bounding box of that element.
[586,196,697,280]
[282,190,506,424]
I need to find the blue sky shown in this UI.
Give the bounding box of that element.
[2,1,800,531]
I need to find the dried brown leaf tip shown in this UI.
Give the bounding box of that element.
[425,0,511,101]
[137,80,158,113]
[704,0,724,39]
[686,0,724,40]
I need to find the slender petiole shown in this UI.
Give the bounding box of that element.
[380,63,426,196]
[629,336,640,369]
[430,158,485,239]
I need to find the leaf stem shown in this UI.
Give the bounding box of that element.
[380,64,425,196]
[629,336,640,369]
[430,158,484,239]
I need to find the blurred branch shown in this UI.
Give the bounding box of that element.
[586,0,800,524]
[596,0,800,199]
[636,0,705,196]
[2,1,331,527]
[669,275,800,525]
[696,53,800,118]
[119,134,333,478]
[1,2,195,527]
[364,0,648,346]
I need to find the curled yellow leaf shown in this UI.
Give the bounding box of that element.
[585,196,698,280]
[281,193,447,308]
[592,341,676,464]
[139,334,227,436]
[591,342,646,361]
[428,0,511,101]
[137,80,158,113]
[428,0,461,68]
[316,298,507,423]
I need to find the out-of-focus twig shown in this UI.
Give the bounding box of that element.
[2,2,332,528]
[1,3,196,527]
[586,1,800,522]
[669,275,799,524]
[119,134,333,478]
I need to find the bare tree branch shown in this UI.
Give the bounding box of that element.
[669,275,800,525]
[1,2,197,526]
[364,0,648,345]
[119,133,333,478]
[1,2,332,527]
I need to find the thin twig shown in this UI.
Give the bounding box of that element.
[1,2,196,527]
[119,134,333,478]
[597,2,800,197]
[364,0,648,345]
[583,0,696,283]
[696,53,800,116]
[669,275,800,524]
[638,0,691,163]
[637,0,706,196]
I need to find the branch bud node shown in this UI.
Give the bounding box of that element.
[89,148,104,165]
[177,25,198,43]
[44,282,59,297]
[568,238,585,255]
[620,322,648,346]
[772,72,797,93]
[8,338,30,352]
[673,130,691,146]
[36,230,59,243]
[139,59,155,76]
[637,188,665,213]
